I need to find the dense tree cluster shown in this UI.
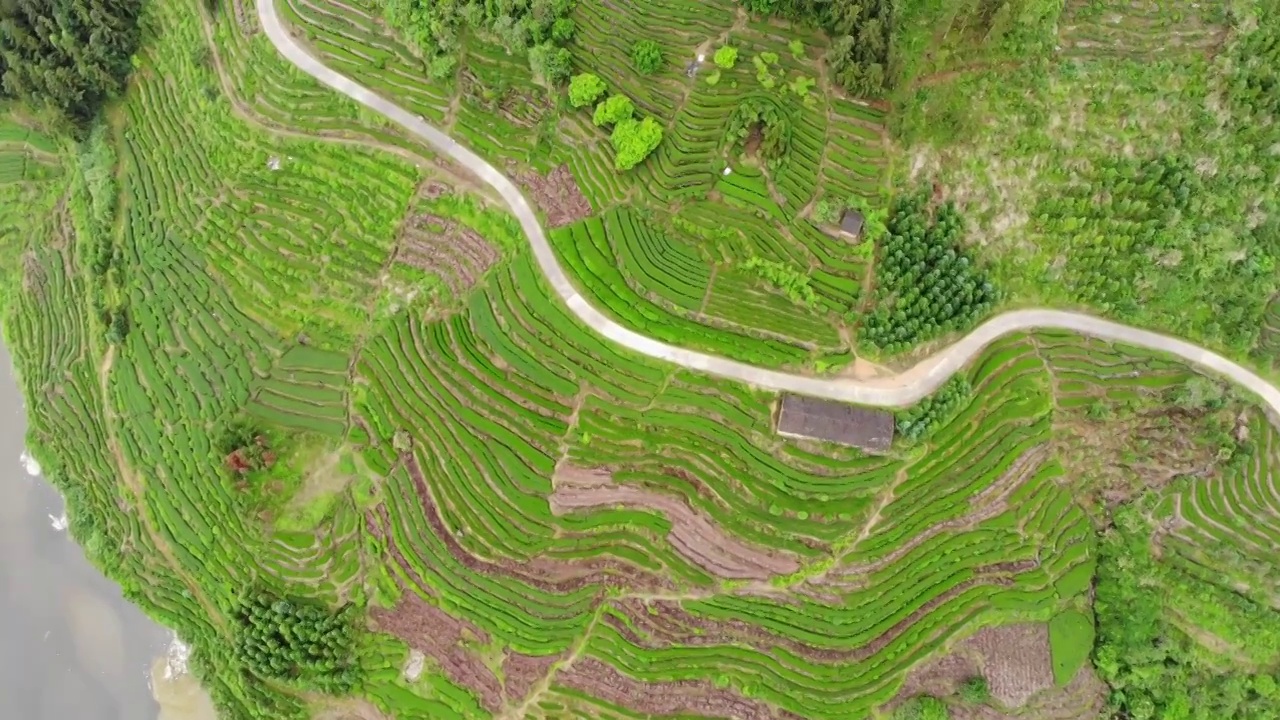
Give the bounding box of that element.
[233,593,361,694]
[895,376,971,442]
[739,0,892,97]
[0,0,144,130]
[1041,154,1197,311]
[378,0,576,82]
[1095,502,1280,720]
[725,97,790,161]
[863,192,997,352]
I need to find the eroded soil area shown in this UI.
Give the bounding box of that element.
[507,162,593,229]
[895,622,1059,711]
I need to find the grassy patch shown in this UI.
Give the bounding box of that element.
[1049,609,1095,685]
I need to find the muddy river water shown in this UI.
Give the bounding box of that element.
[0,345,215,720]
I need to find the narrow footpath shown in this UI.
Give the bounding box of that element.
[256,0,1280,416]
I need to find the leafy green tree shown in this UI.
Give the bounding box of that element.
[811,199,841,225]
[753,52,779,88]
[0,0,144,131]
[631,39,664,75]
[610,117,663,170]
[568,73,607,108]
[592,94,634,127]
[550,17,576,43]
[959,676,989,704]
[529,42,572,84]
[713,45,738,69]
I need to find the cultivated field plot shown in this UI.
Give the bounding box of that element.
[6,1,1280,720]
[281,0,891,372]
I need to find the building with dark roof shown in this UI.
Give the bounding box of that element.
[775,394,894,453]
[838,209,865,240]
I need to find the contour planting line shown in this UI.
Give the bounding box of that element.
[257,0,1280,416]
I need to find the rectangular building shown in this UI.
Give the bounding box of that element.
[776,394,894,453]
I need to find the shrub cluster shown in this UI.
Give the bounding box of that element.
[568,76,664,171]
[895,376,972,442]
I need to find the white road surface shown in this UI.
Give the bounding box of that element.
[257,0,1280,413]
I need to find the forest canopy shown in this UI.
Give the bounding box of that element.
[375,0,575,82]
[740,0,892,96]
[0,0,144,130]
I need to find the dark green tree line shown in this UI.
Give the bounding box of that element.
[739,0,893,96]
[863,191,998,351]
[377,0,576,83]
[0,0,144,130]
[233,593,361,694]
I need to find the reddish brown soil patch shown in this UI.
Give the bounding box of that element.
[949,667,1107,720]
[502,651,560,703]
[890,622,1059,712]
[507,162,592,228]
[1054,402,1221,507]
[368,592,503,712]
[894,649,978,701]
[232,0,258,35]
[396,210,499,295]
[551,465,801,580]
[970,624,1056,707]
[559,658,800,720]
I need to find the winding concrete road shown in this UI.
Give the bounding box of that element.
[257,0,1280,413]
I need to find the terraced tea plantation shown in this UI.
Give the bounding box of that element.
[3,0,1280,719]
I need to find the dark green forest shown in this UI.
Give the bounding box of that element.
[0,0,143,129]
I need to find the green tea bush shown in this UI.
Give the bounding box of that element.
[631,39,664,74]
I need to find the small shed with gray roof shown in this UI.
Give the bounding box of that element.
[775,394,894,453]
[838,209,865,240]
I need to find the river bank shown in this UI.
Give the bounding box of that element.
[0,343,214,719]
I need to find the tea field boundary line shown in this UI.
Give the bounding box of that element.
[257,0,1280,416]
